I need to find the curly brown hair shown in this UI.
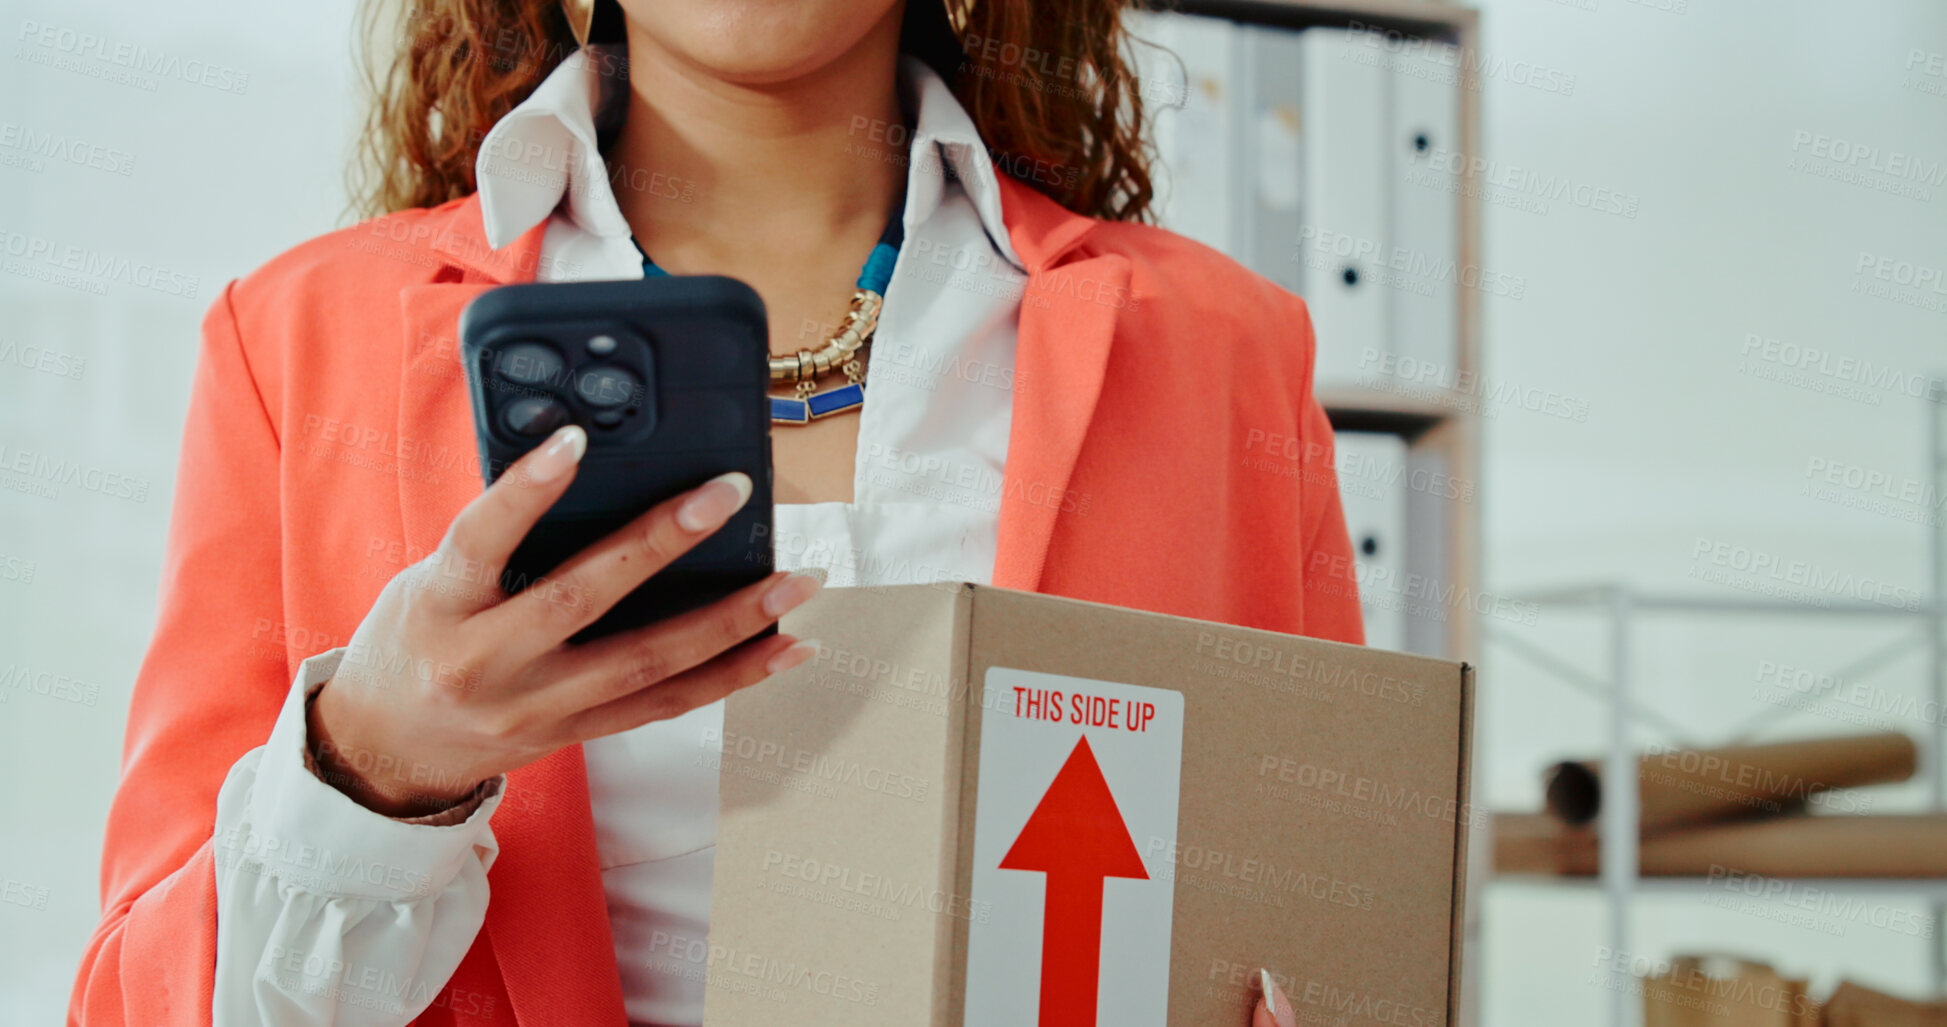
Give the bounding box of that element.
[350,0,1156,223]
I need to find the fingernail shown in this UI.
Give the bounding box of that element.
[766,638,819,675]
[676,472,753,532]
[762,572,822,618]
[527,426,586,483]
[1260,969,1295,1027]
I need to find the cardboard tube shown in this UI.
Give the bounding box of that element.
[1544,732,1917,832]
[1493,813,1947,878]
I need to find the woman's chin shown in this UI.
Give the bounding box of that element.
[622,0,900,86]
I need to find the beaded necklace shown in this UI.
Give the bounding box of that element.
[634,214,904,425]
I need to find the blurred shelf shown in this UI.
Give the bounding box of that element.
[1170,0,1475,42]
[1319,386,1466,438]
[1488,563,1947,1027]
[1502,583,1941,619]
[1490,874,1947,897]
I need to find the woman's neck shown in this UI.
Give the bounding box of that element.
[608,13,909,277]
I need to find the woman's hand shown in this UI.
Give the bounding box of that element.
[308,425,820,817]
[1254,968,1296,1027]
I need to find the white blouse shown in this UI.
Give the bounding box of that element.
[208,48,1023,1027]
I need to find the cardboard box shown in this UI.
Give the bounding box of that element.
[703,584,1474,1026]
[1641,956,1820,1027]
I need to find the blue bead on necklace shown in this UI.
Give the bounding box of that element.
[634,214,904,426]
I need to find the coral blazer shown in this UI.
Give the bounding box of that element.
[70,176,1362,1025]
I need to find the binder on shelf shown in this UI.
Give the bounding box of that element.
[1401,436,1461,657]
[1291,26,1390,390]
[1243,24,1307,296]
[1333,431,1408,652]
[1387,38,1462,379]
[1134,14,1463,399]
[1124,11,1243,255]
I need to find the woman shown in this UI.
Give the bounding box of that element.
[70,0,1362,1023]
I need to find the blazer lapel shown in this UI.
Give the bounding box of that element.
[989,176,1127,592]
[393,201,629,1023]
[395,280,498,557]
[992,254,1128,591]
[394,196,553,553]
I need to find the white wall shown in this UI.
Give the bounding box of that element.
[2,0,1945,1023]
[0,1,360,1021]
[1469,0,1947,1021]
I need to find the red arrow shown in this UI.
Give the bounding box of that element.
[1000,735,1150,1027]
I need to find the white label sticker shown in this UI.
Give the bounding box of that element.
[962,668,1185,1027]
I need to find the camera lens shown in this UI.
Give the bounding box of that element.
[575,364,643,409]
[495,342,564,387]
[503,396,570,437]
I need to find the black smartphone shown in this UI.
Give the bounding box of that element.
[458,275,774,642]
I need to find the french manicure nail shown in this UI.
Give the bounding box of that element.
[762,572,822,618]
[676,472,753,532]
[766,638,819,675]
[1260,969,1295,1027]
[527,426,586,483]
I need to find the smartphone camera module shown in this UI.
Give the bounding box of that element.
[502,395,570,437]
[494,342,565,387]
